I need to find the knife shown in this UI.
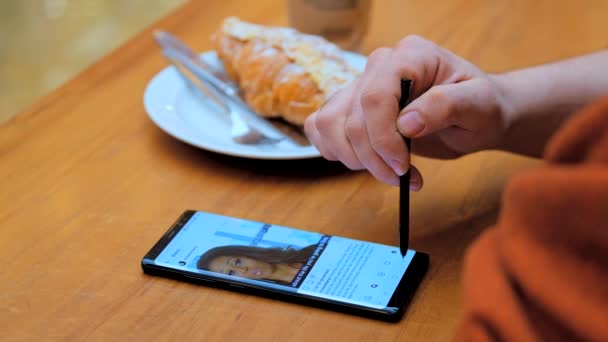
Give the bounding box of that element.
[154,31,240,96]
[398,79,413,257]
[153,31,310,146]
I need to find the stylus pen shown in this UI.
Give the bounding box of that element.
[399,79,413,257]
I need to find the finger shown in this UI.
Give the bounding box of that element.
[357,37,457,174]
[319,48,399,171]
[347,37,439,175]
[347,82,402,185]
[347,118,401,186]
[358,47,414,176]
[398,79,499,140]
[305,113,338,161]
[306,83,364,169]
[397,83,459,138]
[391,35,477,96]
[408,164,423,191]
[390,35,447,97]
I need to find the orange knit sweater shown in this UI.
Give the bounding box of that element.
[455,97,608,341]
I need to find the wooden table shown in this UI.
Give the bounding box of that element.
[2,0,607,340]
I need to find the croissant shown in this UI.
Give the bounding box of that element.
[212,17,359,126]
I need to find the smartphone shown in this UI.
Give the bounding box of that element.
[141,210,429,322]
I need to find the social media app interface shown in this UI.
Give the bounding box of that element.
[154,211,414,309]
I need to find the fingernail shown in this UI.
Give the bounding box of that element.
[390,159,406,176]
[398,111,425,137]
[409,180,421,191]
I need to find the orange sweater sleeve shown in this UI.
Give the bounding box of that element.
[454,97,608,341]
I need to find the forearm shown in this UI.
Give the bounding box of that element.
[493,50,608,157]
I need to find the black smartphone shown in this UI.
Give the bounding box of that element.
[141,210,429,322]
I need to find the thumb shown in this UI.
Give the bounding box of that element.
[397,80,481,138]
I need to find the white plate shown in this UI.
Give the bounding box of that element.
[143,50,366,160]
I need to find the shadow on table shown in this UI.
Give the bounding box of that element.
[153,129,355,181]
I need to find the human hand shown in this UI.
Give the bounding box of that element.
[304,36,508,188]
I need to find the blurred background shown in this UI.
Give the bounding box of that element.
[0,0,186,123]
[3,0,606,126]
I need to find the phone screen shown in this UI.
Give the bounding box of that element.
[146,211,421,311]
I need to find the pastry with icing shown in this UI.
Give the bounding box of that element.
[212,17,359,125]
